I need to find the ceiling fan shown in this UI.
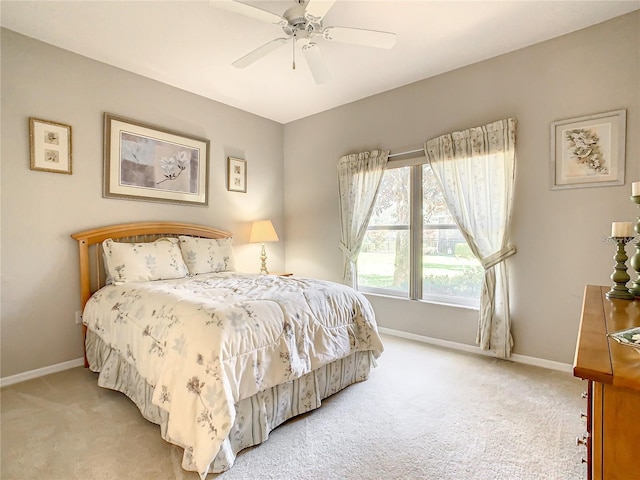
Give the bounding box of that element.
[210,0,397,84]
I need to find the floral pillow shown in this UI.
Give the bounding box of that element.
[178,236,236,274]
[102,238,189,284]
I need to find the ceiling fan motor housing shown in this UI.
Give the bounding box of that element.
[283,3,322,37]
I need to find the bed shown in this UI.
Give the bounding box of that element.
[71,222,383,478]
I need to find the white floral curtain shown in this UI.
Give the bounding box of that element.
[337,150,389,287]
[425,118,517,357]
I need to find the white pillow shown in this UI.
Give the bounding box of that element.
[178,236,236,274]
[102,238,189,284]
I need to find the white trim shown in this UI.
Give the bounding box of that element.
[0,358,84,388]
[378,327,572,373]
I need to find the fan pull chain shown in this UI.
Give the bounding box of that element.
[292,33,296,70]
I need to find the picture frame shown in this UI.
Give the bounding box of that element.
[29,117,72,174]
[104,113,209,206]
[227,157,247,193]
[550,109,626,190]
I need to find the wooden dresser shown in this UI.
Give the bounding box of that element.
[573,285,640,480]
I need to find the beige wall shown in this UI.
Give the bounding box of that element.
[2,12,639,379]
[1,29,285,378]
[283,12,640,364]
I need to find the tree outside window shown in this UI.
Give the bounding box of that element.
[357,163,482,307]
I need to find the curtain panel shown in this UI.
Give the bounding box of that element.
[337,149,389,287]
[425,118,517,357]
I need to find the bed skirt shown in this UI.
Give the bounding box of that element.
[85,330,374,475]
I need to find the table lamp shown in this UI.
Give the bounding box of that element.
[249,220,279,274]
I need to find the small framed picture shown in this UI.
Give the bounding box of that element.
[227,157,247,193]
[29,117,72,174]
[550,109,626,190]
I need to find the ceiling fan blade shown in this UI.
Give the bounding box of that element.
[301,40,331,84]
[209,0,286,27]
[304,0,337,22]
[322,26,396,49]
[232,38,289,68]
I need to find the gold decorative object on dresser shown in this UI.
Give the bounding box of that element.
[573,285,640,480]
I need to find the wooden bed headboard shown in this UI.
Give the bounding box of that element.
[71,221,232,308]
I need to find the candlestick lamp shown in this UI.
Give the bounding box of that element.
[249,220,279,274]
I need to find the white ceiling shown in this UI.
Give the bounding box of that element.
[1,0,638,124]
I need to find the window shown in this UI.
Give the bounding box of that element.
[357,160,482,308]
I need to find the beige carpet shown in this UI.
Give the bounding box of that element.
[1,335,587,479]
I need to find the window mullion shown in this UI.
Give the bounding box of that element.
[358,162,481,308]
[409,165,422,300]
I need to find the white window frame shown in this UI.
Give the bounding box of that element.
[358,155,480,309]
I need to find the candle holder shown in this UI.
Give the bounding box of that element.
[606,236,635,300]
[630,195,640,298]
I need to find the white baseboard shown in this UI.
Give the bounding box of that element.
[0,357,85,388]
[378,327,572,373]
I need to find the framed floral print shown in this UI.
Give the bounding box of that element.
[104,113,210,205]
[550,109,626,190]
[29,117,72,174]
[227,157,247,193]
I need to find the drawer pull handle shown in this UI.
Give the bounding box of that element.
[576,434,588,446]
[580,412,587,419]
[581,458,588,464]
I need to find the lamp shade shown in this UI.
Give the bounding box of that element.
[249,220,279,243]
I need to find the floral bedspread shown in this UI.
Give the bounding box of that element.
[83,272,383,477]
